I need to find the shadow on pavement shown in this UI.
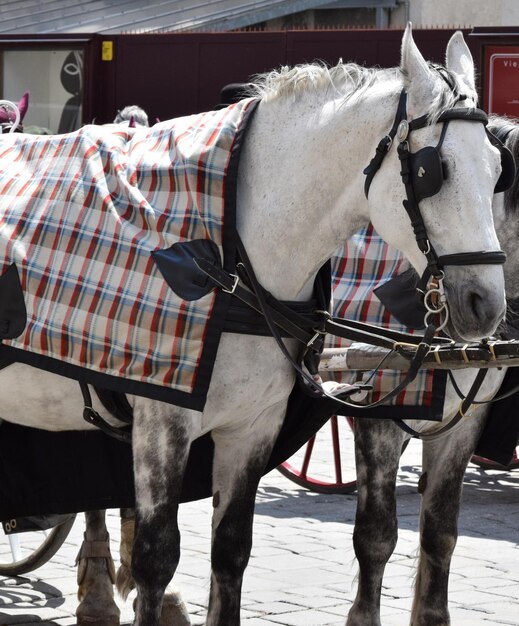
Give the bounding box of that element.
[255,465,519,544]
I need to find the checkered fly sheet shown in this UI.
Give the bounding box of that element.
[0,98,258,410]
[327,224,446,420]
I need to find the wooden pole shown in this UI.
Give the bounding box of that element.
[320,342,519,372]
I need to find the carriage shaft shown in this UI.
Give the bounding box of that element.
[319,343,519,372]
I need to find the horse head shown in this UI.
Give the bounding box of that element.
[367,25,506,342]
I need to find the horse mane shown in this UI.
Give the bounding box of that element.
[489,115,519,214]
[246,60,467,123]
[246,62,384,102]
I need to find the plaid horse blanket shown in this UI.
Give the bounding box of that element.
[327,224,446,421]
[0,98,258,410]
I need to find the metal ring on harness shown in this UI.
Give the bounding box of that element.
[423,285,449,331]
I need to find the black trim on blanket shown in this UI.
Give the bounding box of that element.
[338,368,447,422]
[0,263,27,339]
[0,343,211,410]
[190,99,260,409]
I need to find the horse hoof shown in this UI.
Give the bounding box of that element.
[77,618,120,626]
[132,591,191,625]
[160,593,191,626]
[77,603,120,626]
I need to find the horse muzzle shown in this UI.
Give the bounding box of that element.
[443,268,506,341]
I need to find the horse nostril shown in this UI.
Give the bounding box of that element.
[467,291,490,323]
[469,291,483,319]
[467,290,501,328]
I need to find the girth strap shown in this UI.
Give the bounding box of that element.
[80,381,132,444]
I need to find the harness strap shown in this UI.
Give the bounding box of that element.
[80,381,132,444]
[436,251,507,267]
[409,107,488,132]
[363,90,408,198]
[448,367,519,406]
[324,316,451,348]
[194,257,325,350]
[196,250,450,353]
[393,368,488,440]
[195,233,440,412]
[417,250,507,294]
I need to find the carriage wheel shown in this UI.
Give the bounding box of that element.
[471,447,519,471]
[278,415,358,494]
[0,515,76,576]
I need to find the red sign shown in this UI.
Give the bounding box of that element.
[485,46,519,116]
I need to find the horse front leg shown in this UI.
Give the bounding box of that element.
[77,509,120,626]
[347,419,406,626]
[117,507,191,626]
[131,400,194,626]
[207,400,286,626]
[411,409,487,626]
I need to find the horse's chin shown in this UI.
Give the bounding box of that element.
[442,319,469,343]
[444,311,501,343]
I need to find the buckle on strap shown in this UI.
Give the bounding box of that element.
[222,273,239,294]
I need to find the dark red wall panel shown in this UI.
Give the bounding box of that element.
[87,28,482,124]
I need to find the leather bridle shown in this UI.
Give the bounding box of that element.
[363,89,512,327]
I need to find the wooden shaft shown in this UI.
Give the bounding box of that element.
[319,343,519,372]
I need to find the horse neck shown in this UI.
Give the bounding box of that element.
[236,85,399,301]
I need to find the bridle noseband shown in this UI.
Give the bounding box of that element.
[363,89,514,327]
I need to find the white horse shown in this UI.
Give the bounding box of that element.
[0,27,507,626]
[346,116,519,626]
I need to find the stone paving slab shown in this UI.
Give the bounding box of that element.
[0,439,518,625]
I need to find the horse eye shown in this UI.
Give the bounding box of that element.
[441,159,449,180]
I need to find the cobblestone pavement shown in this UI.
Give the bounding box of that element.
[0,438,518,626]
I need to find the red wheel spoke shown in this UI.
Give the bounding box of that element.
[300,436,316,478]
[277,415,357,495]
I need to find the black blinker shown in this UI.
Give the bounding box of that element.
[410,147,444,203]
[486,129,516,194]
[495,143,516,194]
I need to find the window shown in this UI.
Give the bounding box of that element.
[0,48,84,134]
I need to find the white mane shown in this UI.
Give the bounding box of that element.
[246,62,387,102]
[246,60,472,123]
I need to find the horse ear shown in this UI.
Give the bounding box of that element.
[400,23,434,115]
[401,23,432,87]
[445,31,476,93]
[18,92,29,121]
